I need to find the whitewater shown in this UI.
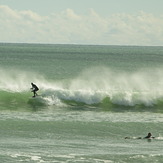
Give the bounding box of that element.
[1,67,163,110]
[0,43,163,162]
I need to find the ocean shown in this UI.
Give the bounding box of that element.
[0,43,163,162]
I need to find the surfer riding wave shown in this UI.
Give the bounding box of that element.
[31,83,39,97]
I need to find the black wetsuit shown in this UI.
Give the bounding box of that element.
[31,83,39,97]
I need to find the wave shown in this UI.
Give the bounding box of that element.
[1,87,163,112]
[0,67,163,112]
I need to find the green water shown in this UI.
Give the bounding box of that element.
[0,43,163,162]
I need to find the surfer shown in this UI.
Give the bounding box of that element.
[31,83,39,97]
[125,132,155,139]
[144,132,155,139]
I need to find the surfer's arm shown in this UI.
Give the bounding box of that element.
[31,87,34,91]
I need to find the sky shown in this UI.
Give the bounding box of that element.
[0,0,163,45]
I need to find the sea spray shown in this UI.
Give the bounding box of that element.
[1,67,163,110]
[0,68,46,92]
[68,67,163,107]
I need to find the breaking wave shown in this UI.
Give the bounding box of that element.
[0,67,163,112]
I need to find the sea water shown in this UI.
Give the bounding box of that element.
[0,43,163,162]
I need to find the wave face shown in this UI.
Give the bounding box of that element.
[1,67,163,112]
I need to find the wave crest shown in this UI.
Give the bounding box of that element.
[0,67,163,112]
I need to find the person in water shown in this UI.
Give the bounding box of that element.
[144,132,155,139]
[31,83,39,97]
[125,132,155,139]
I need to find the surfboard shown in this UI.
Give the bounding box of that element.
[31,94,42,98]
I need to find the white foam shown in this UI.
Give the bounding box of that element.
[67,67,163,106]
[1,67,163,107]
[31,156,41,161]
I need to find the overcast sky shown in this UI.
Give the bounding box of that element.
[0,0,163,45]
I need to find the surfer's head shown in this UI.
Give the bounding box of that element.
[147,133,152,137]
